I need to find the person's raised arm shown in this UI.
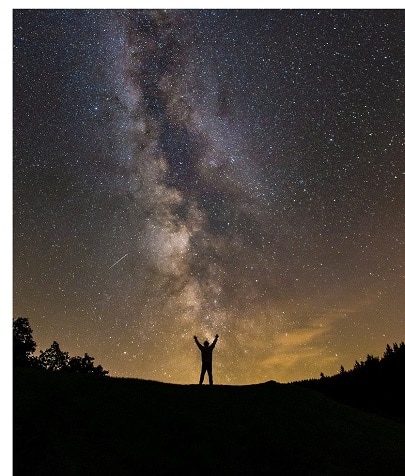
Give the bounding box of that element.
[210,334,219,349]
[194,335,203,350]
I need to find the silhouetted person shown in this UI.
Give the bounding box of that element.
[194,334,218,385]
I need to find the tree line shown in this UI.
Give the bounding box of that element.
[295,341,405,423]
[13,317,108,376]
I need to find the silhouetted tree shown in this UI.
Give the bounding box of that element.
[68,353,109,376]
[297,340,405,423]
[364,354,379,368]
[384,343,393,358]
[38,341,69,372]
[353,360,362,370]
[14,317,109,376]
[13,317,36,367]
[381,341,405,376]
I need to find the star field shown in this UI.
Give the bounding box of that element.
[13,9,405,384]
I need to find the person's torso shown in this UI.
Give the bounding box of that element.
[201,347,213,363]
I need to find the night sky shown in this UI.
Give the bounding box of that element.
[13,9,405,384]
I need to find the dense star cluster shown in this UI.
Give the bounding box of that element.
[13,9,405,384]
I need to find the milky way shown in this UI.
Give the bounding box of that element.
[13,9,405,383]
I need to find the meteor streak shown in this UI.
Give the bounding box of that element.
[108,253,128,270]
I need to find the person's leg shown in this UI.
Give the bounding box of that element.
[208,363,213,385]
[199,365,205,384]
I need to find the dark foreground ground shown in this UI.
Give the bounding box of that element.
[14,368,405,475]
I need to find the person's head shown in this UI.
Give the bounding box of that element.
[203,340,209,347]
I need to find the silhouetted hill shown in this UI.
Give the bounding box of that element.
[14,368,405,475]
